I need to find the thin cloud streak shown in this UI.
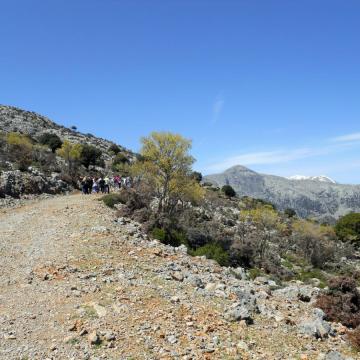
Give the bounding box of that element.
[332,132,360,143]
[212,93,224,123]
[204,141,359,174]
[205,148,314,173]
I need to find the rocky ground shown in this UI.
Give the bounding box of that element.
[0,194,358,359]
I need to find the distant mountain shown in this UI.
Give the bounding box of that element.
[287,175,337,184]
[204,165,360,222]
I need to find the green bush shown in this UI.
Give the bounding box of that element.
[38,133,62,153]
[113,153,130,165]
[296,268,328,288]
[151,227,188,247]
[190,242,230,266]
[100,194,124,208]
[248,268,264,280]
[221,185,236,198]
[335,213,360,244]
[191,171,203,183]
[109,144,121,155]
[284,208,297,218]
[151,227,167,242]
[80,144,103,169]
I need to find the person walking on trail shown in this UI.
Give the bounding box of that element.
[92,178,99,193]
[104,176,110,194]
[98,177,105,193]
[86,177,93,194]
[81,177,88,195]
[114,175,120,189]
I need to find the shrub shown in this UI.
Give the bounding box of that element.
[6,132,33,171]
[315,276,360,328]
[222,185,236,198]
[80,144,103,169]
[284,208,297,218]
[71,126,77,131]
[186,228,211,248]
[109,144,121,155]
[348,327,360,351]
[112,153,130,171]
[100,193,124,208]
[151,227,188,247]
[38,133,62,153]
[151,227,166,242]
[296,268,328,288]
[292,220,337,268]
[190,242,230,266]
[248,268,263,280]
[191,171,203,183]
[56,140,82,175]
[335,213,360,245]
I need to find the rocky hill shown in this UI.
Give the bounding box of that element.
[204,165,360,221]
[0,105,135,201]
[0,105,132,160]
[0,194,355,359]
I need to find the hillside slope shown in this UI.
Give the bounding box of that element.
[0,195,355,359]
[0,105,132,159]
[205,165,360,221]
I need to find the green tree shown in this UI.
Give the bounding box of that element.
[222,184,236,197]
[56,140,82,174]
[335,213,360,244]
[6,132,33,171]
[191,171,203,183]
[134,131,204,214]
[80,144,103,169]
[284,208,297,218]
[240,206,286,262]
[38,133,63,153]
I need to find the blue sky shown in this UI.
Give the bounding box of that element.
[1,1,360,183]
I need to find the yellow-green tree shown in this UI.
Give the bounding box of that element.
[292,219,337,267]
[56,140,82,174]
[6,132,34,171]
[239,205,286,261]
[6,132,33,150]
[134,131,204,214]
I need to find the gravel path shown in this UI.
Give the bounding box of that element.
[0,194,356,360]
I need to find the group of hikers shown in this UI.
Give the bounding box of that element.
[80,175,133,195]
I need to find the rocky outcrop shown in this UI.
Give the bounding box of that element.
[0,169,70,198]
[205,165,360,221]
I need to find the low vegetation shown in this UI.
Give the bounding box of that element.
[316,277,360,328]
[222,184,236,198]
[335,213,360,245]
[95,131,359,295]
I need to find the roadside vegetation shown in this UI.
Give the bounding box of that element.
[3,126,360,351]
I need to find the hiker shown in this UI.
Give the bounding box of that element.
[114,175,120,189]
[98,177,105,193]
[86,177,93,194]
[104,176,110,194]
[92,178,99,193]
[122,177,127,188]
[81,177,88,195]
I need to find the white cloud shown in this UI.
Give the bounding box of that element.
[206,148,315,173]
[331,132,360,143]
[212,93,224,123]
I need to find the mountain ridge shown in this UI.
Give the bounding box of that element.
[204,165,360,221]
